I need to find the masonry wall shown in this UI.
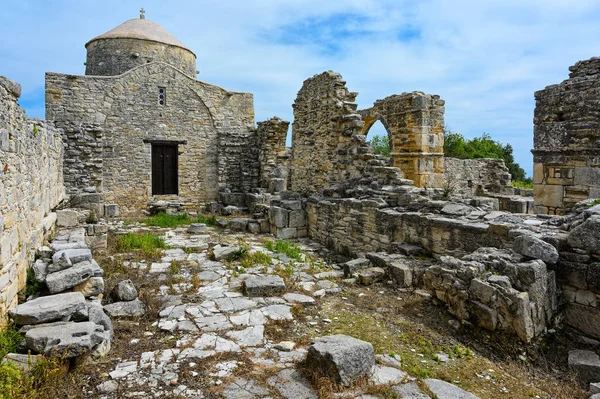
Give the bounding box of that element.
[257,117,290,193]
[444,158,512,195]
[533,57,600,215]
[0,76,64,320]
[290,71,370,195]
[46,62,256,216]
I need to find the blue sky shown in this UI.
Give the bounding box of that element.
[3,1,600,177]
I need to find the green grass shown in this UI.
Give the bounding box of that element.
[115,232,167,258]
[511,180,534,189]
[0,324,22,359]
[144,212,219,228]
[24,268,45,298]
[588,198,600,207]
[240,251,272,269]
[264,240,303,261]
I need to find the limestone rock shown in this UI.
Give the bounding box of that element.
[49,249,92,273]
[73,276,104,297]
[212,245,238,261]
[46,261,95,294]
[441,203,474,216]
[306,334,375,386]
[370,365,406,385]
[568,350,600,384]
[32,259,49,283]
[113,279,138,301]
[343,258,371,277]
[104,298,146,318]
[424,379,480,399]
[283,292,316,306]
[513,235,558,264]
[88,302,113,340]
[357,267,386,285]
[244,275,285,297]
[9,292,85,325]
[568,215,600,254]
[267,368,317,399]
[2,353,39,372]
[392,382,429,398]
[188,223,207,233]
[25,321,105,358]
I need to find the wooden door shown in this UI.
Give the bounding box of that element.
[152,144,178,195]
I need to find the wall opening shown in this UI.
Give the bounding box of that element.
[364,118,392,157]
[151,143,178,195]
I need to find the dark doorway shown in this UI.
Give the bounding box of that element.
[152,144,178,195]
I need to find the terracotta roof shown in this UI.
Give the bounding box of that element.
[86,18,193,53]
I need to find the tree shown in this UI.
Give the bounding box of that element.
[369,135,391,157]
[444,130,531,184]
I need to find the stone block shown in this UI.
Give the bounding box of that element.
[513,234,559,264]
[423,379,480,399]
[46,261,95,294]
[73,276,104,297]
[188,223,207,234]
[470,300,497,331]
[566,303,600,339]
[269,206,289,228]
[50,248,92,272]
[25,321,106,358]
[247,222,261,234]
[357,267,386,285]
[470,279,496,303]
[104,204,120,217]
[244,276,285,297]
[534,184,564,209]
[569,350,600,384]
[568,215,600,254]
[288,210,307,228]
[306,334,374,386]
[343,258,371,277]
[228,218,249,231]
[390,242,426,256]
[280,200,302,211]
[57,210,79,228]
[9,292,85,325]
[212,245,238,261]
[112,279,137,301]
[388,261,412,287]
[276,227,297,240]
[103,298,146,318]
[32,259,49,283]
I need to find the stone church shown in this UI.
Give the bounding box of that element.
[46,11,257,216]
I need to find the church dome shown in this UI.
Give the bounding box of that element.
[84,12,197,77]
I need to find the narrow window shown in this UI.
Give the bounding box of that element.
[152,144,178,195]
[158,87,166,106]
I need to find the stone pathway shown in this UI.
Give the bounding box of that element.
[97,223,480,399]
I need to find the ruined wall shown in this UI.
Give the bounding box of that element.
[533,57,600,215]
[0,76,64,319]
[360,93,445,188]
[444,158,512,195]
[290,71,370,194]
[257,117,290,193]
[46,62,256,216]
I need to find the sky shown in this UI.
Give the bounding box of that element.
[3,1,600,177]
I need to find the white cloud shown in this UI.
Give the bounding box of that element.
[2,0,600,176]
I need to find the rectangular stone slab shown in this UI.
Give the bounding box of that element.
[46,261,95,294]
[9,292,85,325]
[25,321,105,358]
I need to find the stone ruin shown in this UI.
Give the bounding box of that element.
[2,11,600,394]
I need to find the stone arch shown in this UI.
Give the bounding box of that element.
[361,113,392,152]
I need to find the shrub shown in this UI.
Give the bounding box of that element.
[369,135,391,157]
[145,212,220,228]
[115,232,167,258]
[264,240,303,261]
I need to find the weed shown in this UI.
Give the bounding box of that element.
[588,198,600,207]
[225,246,248,262]
[144,212,220,228]
[114,232,167,258]
[0,324,22,359]
[191,272,201,289]
[263,240,303,261]
[24,267,45,298]
[239,251,272,269]
[511,180,534,189]
[168,259,181,275]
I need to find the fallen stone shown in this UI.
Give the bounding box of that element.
[267,368,317,399]
[244,275,286,297]
[109,361,138,379]
[275,341,296,352]
[88,302,113,340]
[226,325,264,347]
[441,203,474,216]
[388,261,413,287]
[9,292,85,325]
[223,378,269,399]
[103,298,146,318]
[97,380,119,393]
[357,267,386,285]
[424,379,480,398]
[113,279,138,301]
[391,242,426,256]
[2,353,39,372]
[513,234,558,264]
[370,365,406,385]
[188,223,208,234]
[262,304,293,320]
[376,353,402,368]
[568,215,600,254]
[32,259,49,283]
[56,210,78,227]
[46,261,95,294]
[283,292,316,306]
[25,321,105,358]
[73,276,104,297]
[392,382,429,398]
[215,297,258,313]
[343,258,371,277]
[568,350,600,384]
[306,334,374,386]
[49,249,92,273]
[213,245,239,261]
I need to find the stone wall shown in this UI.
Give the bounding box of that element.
[46,62,256,216]
[257,117,290,193]
[0,76,64,320]
[290,71,371,195]
[533,57,600,215]
[360,93,445,188]
[444,158,512,195]
[86,38,197,77]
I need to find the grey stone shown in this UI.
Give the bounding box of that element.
[357,267,386,285]
[289,210,306,227]
[212,245,238,261]
[283,292,316,306]
[590,382,600,394]
[276,227,297,240]
[270,206,289,228]
[49,249,92,273]
[32,259,49,283]
[56,210,79,227]
[223,378,269,399]
[9,292,85,325]
[188,223,207,233]
[391,242,426,256]
[114,279,138,301]
[513,235,559,264]
[307,334,375,386]
[97,380,119,393]
[88,302,113,340]
[568,350,600,384]
[25,321,105,358]
[392,382,429,398]
[441,203,474,216]
[388,261,412,287]
[104,204,120,217]
[46,261,95,294]
[73,276,104,297]
[215,297,258,313]
[226,325,264,347]
[568,215,600,254]
[370,365,406,384]
[103,298,146,318]
[262,304,293,320]
[2,353,39,372]
[0,76,22,98]
[424,379,480,399]
[244,275,285,297]
[229,218,250,231]
[267,368,317,399]
[343,258,371,277]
